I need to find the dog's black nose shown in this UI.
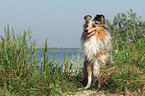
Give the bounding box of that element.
[84,29,88,33]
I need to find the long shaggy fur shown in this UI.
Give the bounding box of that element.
[81,16,114,89]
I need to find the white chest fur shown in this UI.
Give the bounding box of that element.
[81,30,112,60]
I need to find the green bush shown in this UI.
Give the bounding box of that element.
[101,9,145,94]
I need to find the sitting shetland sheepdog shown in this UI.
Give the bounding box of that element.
[81,14,114,89]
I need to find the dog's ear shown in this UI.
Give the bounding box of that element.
[84,15,92,20]
[94,15,105,24]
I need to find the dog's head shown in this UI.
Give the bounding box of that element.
[84,20,105,38]
[83,14,106,38]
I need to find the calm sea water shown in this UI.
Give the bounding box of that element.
[35,51,84,64]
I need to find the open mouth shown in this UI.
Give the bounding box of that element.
[87,31,95,37]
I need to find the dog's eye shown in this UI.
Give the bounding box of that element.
[92,24,96,28]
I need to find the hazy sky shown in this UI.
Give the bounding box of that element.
[0,0,145,48]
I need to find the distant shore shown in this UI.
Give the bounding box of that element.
[37,48,83,52]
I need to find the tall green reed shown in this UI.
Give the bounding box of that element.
[0,25,83,95]
[0,24,37,94]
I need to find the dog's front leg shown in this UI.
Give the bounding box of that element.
[85,62,93,89]
[93,60,100,88]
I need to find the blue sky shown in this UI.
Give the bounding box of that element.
[0,0,145,48]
